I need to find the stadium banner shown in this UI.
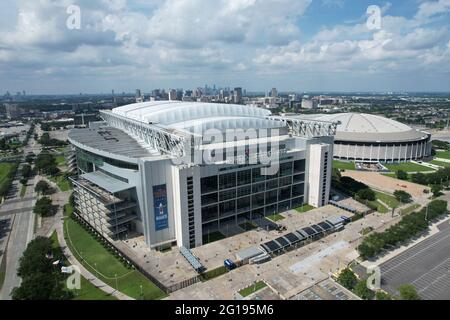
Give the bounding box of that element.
[153,184,169,231]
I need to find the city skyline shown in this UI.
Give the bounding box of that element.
[0,0,450,94]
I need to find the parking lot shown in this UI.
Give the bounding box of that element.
[380,221,450,300]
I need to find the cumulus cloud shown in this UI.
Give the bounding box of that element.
[0,0,449,92]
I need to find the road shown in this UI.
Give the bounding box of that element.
[0,128,41,300]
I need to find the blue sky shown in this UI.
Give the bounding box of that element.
[0,0,450,94]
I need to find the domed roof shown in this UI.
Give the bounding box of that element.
[295,113,430,143]
[315,113,412,134]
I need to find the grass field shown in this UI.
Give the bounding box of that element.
[55,155,66,166]
[367,200,389,213]
[266,214,285,222]
[0,163,14,185]
[49,174,71,192]
[430,160,450,168]
[400,203,421,216]
[239,281,267,297]
[63,217,167,300]
[385,162,434,173]
[294,204,315,213]
[20,184,27,198]
[436,151,450,160]
[333,160,355,170]
[50,231,117,300]
[202,231,226,244]
[0,250,6,291]
[375,191,400,208]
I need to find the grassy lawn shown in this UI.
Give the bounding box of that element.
[366,200,389,213]
[385,162,434,173]
[239,281,267,297]
[0,163,14,185]
[400,203,421,216]
[333,160,355,170]
[266,214,285,222]
[375,191,400,208]
[64,217,167,300]
[239,222,257,231]
[294,204,315,213]
[49,174,72,192]
[0,251,6,290]
[202,231,226,244]
[50,231,117,300]
[55,155,66,166]
[436,151,450,159]
[20,184,27,198]
[430,160,450,168]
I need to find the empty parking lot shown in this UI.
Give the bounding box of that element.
[380,221,450,300]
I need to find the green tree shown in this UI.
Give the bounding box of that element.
[411,172,428,185]
[35,180,52,195]
[396,170,408,180]
[357,188,376,201]
[375,291,393,300]
[35,152,59,176]
[21,164,32,178]
[397,284,421,300]
[33,197,54,217]
[394,190,412,204]
[431,184,443,197]
[353,279,375,300]
[336,268,358,290]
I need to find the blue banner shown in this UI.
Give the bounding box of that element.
[153,184,169,231]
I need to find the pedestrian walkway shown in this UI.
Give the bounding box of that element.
[55,219,134,300]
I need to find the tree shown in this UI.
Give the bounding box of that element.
[353,279,375,300]
[21,164,32,178]
[35,180,52,195]
[336,268,358,290]
[33,197,54,217]
[375,291,393,300]
[412,172,428,185]
[396,170,408,180]
[394,190,412,204]
[35,152,59,176]
[357,188,376,201]
[397,284,421,300]
[431,184,443,197]
[12,237,71,300]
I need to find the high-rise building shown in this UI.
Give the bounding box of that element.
[270,88,278,98]
[233,87,242,104]
[169,89,177,101]
[135,89,143,103]
[5,104,21,119]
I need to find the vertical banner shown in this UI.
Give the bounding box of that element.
[153,184,169,231]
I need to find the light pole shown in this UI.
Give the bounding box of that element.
[115,273,118,291]
[425,205,429,222]
[140,284,143,300]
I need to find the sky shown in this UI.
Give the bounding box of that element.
[0,0,450,94]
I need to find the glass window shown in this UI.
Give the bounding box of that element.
[201,176,217,194]
[265,190,278,204]
[252,182,265,194]
[201,193,218,206]
[219,172,236,190]
[237,197,251,213]
[293,173,305,184]
[292,183,304,197]
[252,193,265,208]
[280,162,293,176]
[237,185,251,197]
[252,168,265,183]
[278,186,291,201]
[279,176,292,187]
[294,160,306,173]
[237,169,251,186]
[219,200,236,217]
[201,205,218,222]
[220,189,236,201]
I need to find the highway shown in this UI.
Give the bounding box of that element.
[0,129,41,300]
